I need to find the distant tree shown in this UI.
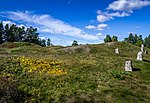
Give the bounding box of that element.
[144,35,150,48]
[133,34,138,45]
[104,35,112,43]
[72,40,78,46]
[112,36,118,42]
[9,24,17,42]
[38,39,46,47]
[47,38,51,46]
[4,24,11,42]
[124,38,128,42]
[0,22,4,44]
[128,33,134,44]
[15,26,25,42]
[24,27,39,44]
[135,35,143,46]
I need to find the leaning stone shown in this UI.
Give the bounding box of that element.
[115,48,119,54]
[125,61,133,72]
[137,52,143,61]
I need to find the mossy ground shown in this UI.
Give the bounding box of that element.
[0,42,150,103]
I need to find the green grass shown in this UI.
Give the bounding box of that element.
[0,42,150,103]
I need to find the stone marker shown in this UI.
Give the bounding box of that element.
[145,50,148,54]
[137,52,143,61]
[115,48,119,54]
[125,61,133,72]
[141,44,144,52]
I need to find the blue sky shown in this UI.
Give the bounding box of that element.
[0,0,150,46]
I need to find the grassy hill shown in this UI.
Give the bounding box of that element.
[0,42,150,103]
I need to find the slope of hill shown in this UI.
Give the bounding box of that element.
[0,42,150,103]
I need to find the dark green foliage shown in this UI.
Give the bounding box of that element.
[39,39,46,47]
[0,21,43,46]
[47,38,51,46]
[0,22,4,44]
[104,35,112,43]
[110,70,128,80]
[72,40,78,46]
[112,36,118,42]
[124,33,145,47]
[24,27,39,44]
[144,35,150,48]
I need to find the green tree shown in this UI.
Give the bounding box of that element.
[47,38,51,46]
[135,35,143,46]
[104,35,112,43]
[39,39,46,47]
[128,33,134,44]
[144,35,150,48]
[112,36,118,42]
[4,24,11,42]
[24,27,39,44]
[15,26,25,42]
[9,24,17,42]
[133,34,138,45]
[0,22,4,44]
[72,40,78,46]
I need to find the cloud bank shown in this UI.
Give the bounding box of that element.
[1,11,99,40]
[97,0,150,23]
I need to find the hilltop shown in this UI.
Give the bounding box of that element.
[0,42,150,103]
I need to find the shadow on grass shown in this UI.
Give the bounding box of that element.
[143,59,150,63]
[133,68,141,71]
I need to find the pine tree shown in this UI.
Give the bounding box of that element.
[0,22,4,44]
[144,35,150,48]
[128,33,134,44]
[135,35,143,46]
[47,38,51,46]
[104,35,112,43]
[112,36,118,42]
[72,40,78,46]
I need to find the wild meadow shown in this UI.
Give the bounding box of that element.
[0,42,150,103]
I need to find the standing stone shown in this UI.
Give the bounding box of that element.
[125,61,133,72]
[115,48,119,54]
[137,52,143,61]
[141,44,144,52]
[145,50,148,54]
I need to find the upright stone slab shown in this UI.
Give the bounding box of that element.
[137,52,143,61]
[145,50,148,54]
[115,48,119,54]
[141,44,144,52]
[125,61,133,72]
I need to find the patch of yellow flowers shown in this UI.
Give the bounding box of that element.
[17,56,67,75]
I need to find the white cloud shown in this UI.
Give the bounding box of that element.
[96,10,130,22]
[85,25,96,29]
[86,23,108,31]
[2,11,98,40]
[39,36,46,40]
[2,20,27,30]
[96,33,105,39]
[97,24,108,31]
[107,0,150,12]
[96,0,150,23]
[2,21,15,26]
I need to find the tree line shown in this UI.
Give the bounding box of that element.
[1,21,150,48]
[0,22,52,47]
[104,33,150,48]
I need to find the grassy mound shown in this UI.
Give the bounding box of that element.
[0,42,150,102]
